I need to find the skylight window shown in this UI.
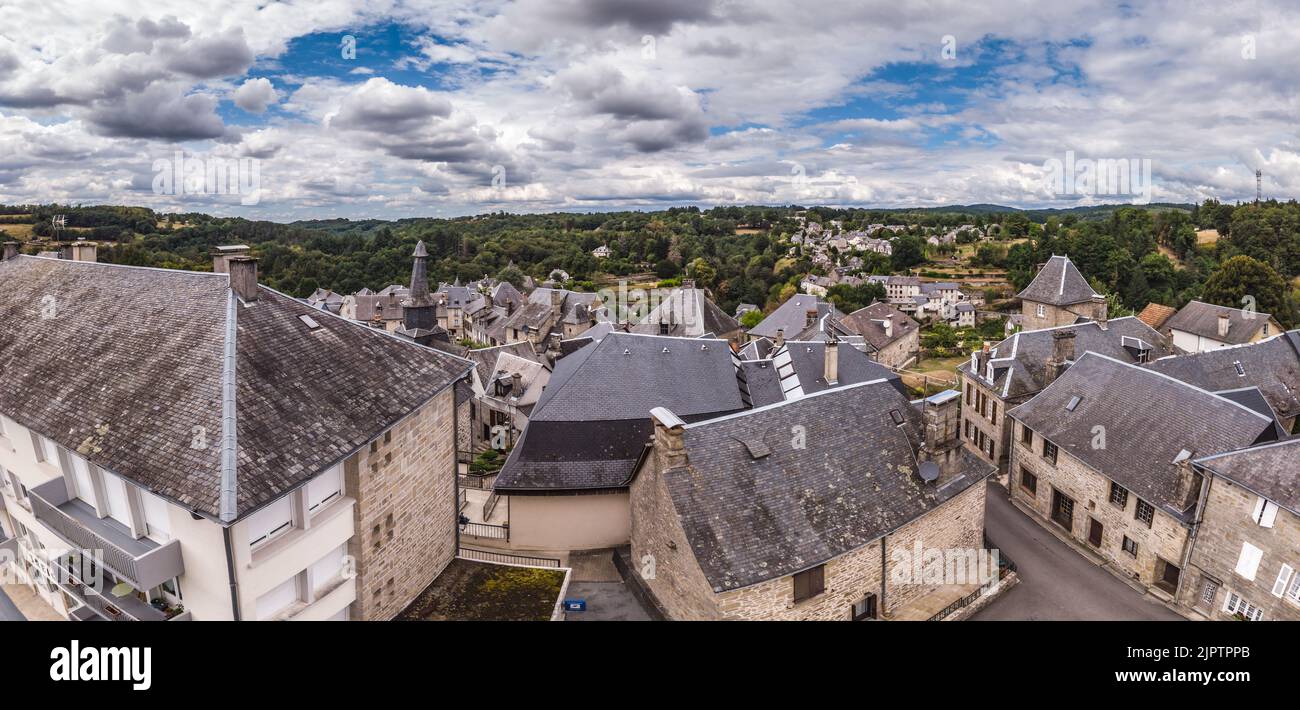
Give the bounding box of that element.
[1172,449,1193,465]
[1066,395,1081,411]
[298,314,322,330]
[888,409,905,426]
[1234,361,1245,376]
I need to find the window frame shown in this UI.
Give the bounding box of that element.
[1041,440,1058,465]
[1020,468,1038,496]
[1121,535,1138,557]
[1135,499,1155,528]
[792,565,826,604]
[1109,481,1129,510]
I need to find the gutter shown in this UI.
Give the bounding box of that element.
[222,525,241,620]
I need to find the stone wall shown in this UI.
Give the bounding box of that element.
[877,328,920,369]
[1180,476,1300,621]
[1009,429,1190,589]
[959,371,1012,474]
[1020,299,1105,332]
[346,386,459,620]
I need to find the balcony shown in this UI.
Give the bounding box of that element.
[54,555,190,621]
[29,478,184,591]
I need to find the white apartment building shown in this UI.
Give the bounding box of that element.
[0,244,471,621]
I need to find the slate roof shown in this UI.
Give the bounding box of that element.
[0,256,471,521]
[661,380,993,591]
[1137,302,1178,330]
[1163,300,1277,345]
[1144,331,1300,422]
[1008,352,1276,515]
[839,302,919,351]
[494,333,745,492]
[632,287,739,338]
[1195,439,1300,514]
[959,317,1173,401]
[746,294,843,340]
[1017,254,1100,306]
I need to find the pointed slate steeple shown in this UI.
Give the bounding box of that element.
[404,240,438,330]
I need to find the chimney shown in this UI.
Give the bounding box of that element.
[824,336,839,385]
[228,256,260,302]
[1046,330,1076,386]
[681,278,695,290]
[882,317,893,339]
[1173,455,1203,511]
[650,407,688,471]
[510,372,523,398]
[546,332,562,365]
[69,242,97,263]
[210,245,251,274]
[974,341,990,376]
[550,289,564,315]
[2,242,17,261]
[774,328,785,348]
[922,390,963,473]
[1093,294,1108,330]
[1217,313,1230,338]
[805,309,818,327]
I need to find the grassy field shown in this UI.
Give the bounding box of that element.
[1197,229,1220,244]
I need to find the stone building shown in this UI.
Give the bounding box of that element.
[629,381,995,621]
[1017,254,1107,331]
[957,316,1171,474]
[1180,439,1300,621]
[1006,352,1278,601]
[837,302,920,369]
[631,280,741,341]
[0,247,471,621]
[1161,300,1285,353]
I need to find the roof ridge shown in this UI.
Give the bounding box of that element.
[683,377,892,429]
[1073,351,1273,423]
[219,287,239,523]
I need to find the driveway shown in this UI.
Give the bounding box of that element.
[973,484,1183,621]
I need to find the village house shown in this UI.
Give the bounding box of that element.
[1145,330,1300,433]
[836,301,920,368]
[592,245,612,259]
[629,381,995,620]
[745,293,842,342]
[957,316,1172,474]
[1017,254,1108,331]
[1180,439,1300,621]
[0,245,471,621]
[631,280,742,341]
[1161,300,1284,353]
[1006,353,1279,600]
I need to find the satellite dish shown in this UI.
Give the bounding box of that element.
[918,461,941,484]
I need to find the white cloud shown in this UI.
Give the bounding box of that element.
[233,77,279,113]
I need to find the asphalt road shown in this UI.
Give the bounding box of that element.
[973,484,1184,621]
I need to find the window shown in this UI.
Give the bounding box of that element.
[1020,468,1037,495]
[1224,593,1263,621]
[255,575,300,620]
[1020,424,1033,446]
[1109,482,1129,509]
[1121,536,1138,556]
[1251,497,1279,528]
[69,455,96,509]
[1199,578,1219,608]
[307,464,343,513]
[1135,499,1154,528]
[247,496,294,548]
[658,322,669,335]
[991,401,998,421]
[310,544,348,594]
[140,490,171,542]
[1042,440,1058,465]
[965,385,972,406]
[99,470,133,527]
[1271,564,1294,598]
[36,434,59,466]
[792,565,825,603]
[1235,542,1263,581]
[1036,304,1045,318]
[1288,571,1300,602]
[964,421,971,439]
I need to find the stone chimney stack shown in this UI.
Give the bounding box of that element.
[922,390,963,473]
[1046,330,1076,386]
[228,256,260,302]
[69,242,97,263]
[1217,313,1230,339]
[650,407,688,472]
[774,328,785,348]
[211,245,251,274]
[550,289,564,315]
[510,372,523,398]
[2,242,17,261]
[824,336,839,385]
[1173,456,1203,510]
[1093,294,1108,330]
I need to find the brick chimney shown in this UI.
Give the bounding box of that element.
[1217,313,1230,339]
[228,256,260,302]
[2,242,17,261]
[69,241,97,263]
[650,407,688,472]
[1046,330,1076,386]
[824,336,838,385]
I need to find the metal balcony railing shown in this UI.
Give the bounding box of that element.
[29,478,184,591]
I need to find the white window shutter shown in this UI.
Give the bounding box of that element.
[1252,496,1265,522]
[1272,564,1293,597]
[1235,542,1263,581]
[1260,501,1278,528]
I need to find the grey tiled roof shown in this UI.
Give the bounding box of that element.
[631,287,739,338]
[959,317,1173,401]
[1008,352,1276,515]
[1017,254,1100,306]
[838,302,919,351]
[1195,439,1300,514]
[494,333,744,492]
[746,294,841,340]
[0,256,471,521]
[1163,300,1276,345]
[662,380,993,591]
[1144,331,1300,421]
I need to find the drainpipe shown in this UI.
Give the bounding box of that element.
[1175,471,1214,608]
[879,535,887,619]
[222,525,241,621]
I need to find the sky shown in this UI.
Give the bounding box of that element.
[0,0,1297,221]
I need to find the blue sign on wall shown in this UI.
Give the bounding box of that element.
[564,599,586,612]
